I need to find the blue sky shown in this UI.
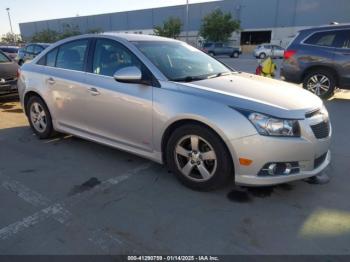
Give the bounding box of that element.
[0,0,218,36]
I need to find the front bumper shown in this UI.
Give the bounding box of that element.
[230,118,331,186]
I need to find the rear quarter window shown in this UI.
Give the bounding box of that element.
[304,31,337,47]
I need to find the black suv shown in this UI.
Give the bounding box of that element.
[17,43,50,66]
[281,24,350,99]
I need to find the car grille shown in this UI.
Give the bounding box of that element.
[314,153,327,169]
[310,121,330,139]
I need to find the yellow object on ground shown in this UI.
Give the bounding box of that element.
[261,57,277,78]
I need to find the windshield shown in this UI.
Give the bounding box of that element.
[0,52,11,63]
[133,41,231,82]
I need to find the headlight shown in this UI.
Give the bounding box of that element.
[236,109,300,137]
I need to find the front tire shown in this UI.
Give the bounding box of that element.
[166,124,233,191]
[26,96,54,139]
[302,69,336,99]
[259,53,266,59]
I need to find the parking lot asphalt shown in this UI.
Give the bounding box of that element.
[0,57,350,255]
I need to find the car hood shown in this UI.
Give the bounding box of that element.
[172,72,323,119]
[0,62,19,79]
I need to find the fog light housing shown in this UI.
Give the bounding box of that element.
[258,162,300,176]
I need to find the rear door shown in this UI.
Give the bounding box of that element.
[272,45,284,57]
[222,43,233,56]
[214,43,224,55]
[43,39,91,132]
[332,29,350,88]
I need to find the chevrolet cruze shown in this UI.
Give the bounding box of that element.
[17,34,331,190]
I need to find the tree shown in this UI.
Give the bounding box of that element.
[86,28,103,34]
[200,9,240,42]
[1,32,22,44]
[59,24,81,39]
[154,17,182,39]
[31,29,59,43]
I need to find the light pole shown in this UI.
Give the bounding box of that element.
[185,0,189,43]
[6,8,14,35]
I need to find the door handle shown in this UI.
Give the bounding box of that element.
[47,77,55,85]
[88,87,100,96]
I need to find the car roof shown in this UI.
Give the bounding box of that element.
[300,23,350,33]
[26,43,50,47]
[101,32,179,42]
[0,45,19,49]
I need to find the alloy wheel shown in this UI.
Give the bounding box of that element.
[306,74,331,96]
[30,102,47,132]
[174,135,217,182]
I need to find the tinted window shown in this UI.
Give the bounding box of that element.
[305,31,337,47]
[203,43,212,48]
[93,39,141,77]
[34,45,43,55]
[334,30,350,48]
[0,52,10,63]
[26,45,35,53]
[46,48,58,67]
[56,40,88,71]
[273,45,284,50]
[215,43,223,48]
[1,47,18,53]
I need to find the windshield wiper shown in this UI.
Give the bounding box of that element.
[171,72,233,83]
[207,72,233,79]
[170,75,208,82]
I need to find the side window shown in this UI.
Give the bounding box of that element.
[56,40,88,71]
[92,39,141,77]
[304,31,337,47]
[215,43,223,48]
[46,48,58,67]
[26,45,34,54]
[36,48,58,66]
[334,30,350,49]
[34,45,43,55]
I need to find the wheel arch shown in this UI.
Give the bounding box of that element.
[160,118,236,174]
[23,91,49,117]
[302,65,339,86]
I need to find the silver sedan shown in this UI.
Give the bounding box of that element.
[17,34,331,190]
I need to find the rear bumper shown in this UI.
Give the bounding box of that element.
[0,80,18,94]
[280,66,302,84]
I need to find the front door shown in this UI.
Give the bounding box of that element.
[84,38,153,152]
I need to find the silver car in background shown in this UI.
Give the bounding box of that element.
[254,44,285,59]
[17,34,331,190]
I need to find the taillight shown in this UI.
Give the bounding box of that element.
[284,50,296,60]
[16,68,21,79]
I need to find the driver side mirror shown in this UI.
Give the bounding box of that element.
[113,66,142,84]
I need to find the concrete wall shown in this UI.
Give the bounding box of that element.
[20,0,350,42]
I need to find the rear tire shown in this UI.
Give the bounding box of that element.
[231,51,239,58]
[302,69,336,99]
[166,124,233,191]
[26,96,55,139]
